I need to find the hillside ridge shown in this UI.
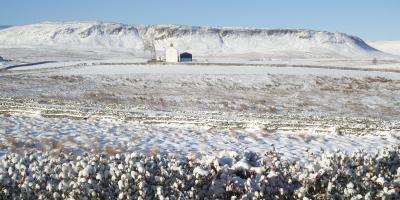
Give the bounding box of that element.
[0,21,385,58]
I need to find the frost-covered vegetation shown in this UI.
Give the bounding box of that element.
[0,146,398,199]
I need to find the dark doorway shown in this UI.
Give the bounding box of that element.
[180,52,192,62]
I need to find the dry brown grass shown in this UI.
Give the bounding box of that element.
[40,137,76,155]
[103,145,121,156]
[42,138,59,150]
[297,133,307,140]
[84,91,121,104]
[0,141,7,150]
[228,130,241,139]
[5,136,18,153]
[22,137,36,150]
[237,103,249,112]
[88,136,101,154]
[1,112,11,117]
[130,136,141,146]
[262,126,278,134]
[149,147,160,156]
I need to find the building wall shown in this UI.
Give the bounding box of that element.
[165,47,179,63]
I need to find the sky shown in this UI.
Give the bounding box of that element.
[0,0,399,40]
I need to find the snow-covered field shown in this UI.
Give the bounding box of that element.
[1,113,399,162]
[0,22,400,199]
[1,63,399,158]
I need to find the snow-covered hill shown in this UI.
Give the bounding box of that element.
[367,40,400,56]
[0,21,388,59]
[0,25,11,30]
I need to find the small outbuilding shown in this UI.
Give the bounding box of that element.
[165,44,179,63]
[179,52,192,62]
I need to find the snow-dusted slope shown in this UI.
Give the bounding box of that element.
[0,22,144,50]
[0,21,385,58]
[0,26,11,30]
[367,40,400,56]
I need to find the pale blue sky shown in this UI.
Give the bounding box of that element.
[1,0,399,40]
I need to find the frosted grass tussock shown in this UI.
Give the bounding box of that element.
[0,146,398,199]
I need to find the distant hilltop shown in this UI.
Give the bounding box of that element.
[0,21,389,59]
[0,25,11,30]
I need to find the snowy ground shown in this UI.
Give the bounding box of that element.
[1,23,399,198]
[1,61,399,163]
[1,113,399,164]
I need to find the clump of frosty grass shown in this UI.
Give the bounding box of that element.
[0,146,399,199]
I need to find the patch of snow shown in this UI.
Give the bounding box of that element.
[193,166,210,177]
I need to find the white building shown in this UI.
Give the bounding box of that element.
[165,44,179,63]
